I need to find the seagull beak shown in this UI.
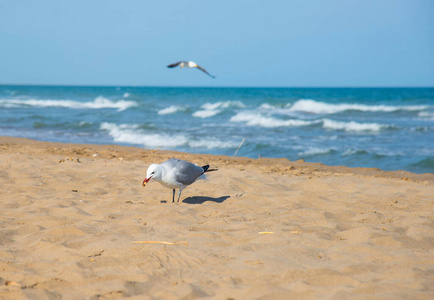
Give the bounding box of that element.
[142,177,151,187]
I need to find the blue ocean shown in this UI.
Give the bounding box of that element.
[0,85,433,174]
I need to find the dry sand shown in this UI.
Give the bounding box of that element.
[0,136,433,299]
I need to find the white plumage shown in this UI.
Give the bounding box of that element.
[142,158,217,202]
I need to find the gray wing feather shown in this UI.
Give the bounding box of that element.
[196,65,215,78]
[161,158,180,168]
[164,158,204,186]
[167,61,183,68]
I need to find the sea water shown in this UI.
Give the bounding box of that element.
[0,85,433,174]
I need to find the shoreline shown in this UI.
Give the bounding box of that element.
[1,135,433,298]
[1,136,432,182]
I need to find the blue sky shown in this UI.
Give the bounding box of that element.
[1,1,433,87]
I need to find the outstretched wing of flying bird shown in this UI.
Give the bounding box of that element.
[196,65,216,78]
[167,61,183,68]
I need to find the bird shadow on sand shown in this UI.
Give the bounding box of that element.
[182,196,230,204]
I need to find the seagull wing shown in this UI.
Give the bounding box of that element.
[195,65,216,78]
[170,159,205,186]
[167,61,183,68]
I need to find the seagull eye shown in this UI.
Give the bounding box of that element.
[151,172,155,175]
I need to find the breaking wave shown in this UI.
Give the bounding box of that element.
[193,101,245,118]
[230,111,316,128]
[0,96,137,112]
[322,119,391,132]
[100,122,187,147]
[158,105,186,115]
[418,111,434,120]
[100,122,236,149]
[288,99,428,114]
[298,147,335,156]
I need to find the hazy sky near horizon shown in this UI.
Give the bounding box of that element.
[1,1,433,87]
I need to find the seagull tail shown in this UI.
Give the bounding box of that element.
[201,165,218,173]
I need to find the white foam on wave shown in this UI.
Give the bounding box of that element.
[342,148,366,156]
[100,122,188,147]
[258,103,276,110]
[230,111,316,128]
[290,99,428,114]
[298,147,334,156]
[0,96,137,112]
[158,105,186,115]
[322,119,388,132]
[258,103,293,115]
[189,139,238,149]
[202,101,245,110]
[193,110,221,118]
[418,112,434,120]
[100,122,236,149]
[193,101,245,118]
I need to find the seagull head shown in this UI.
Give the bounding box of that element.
[142,164,160,187]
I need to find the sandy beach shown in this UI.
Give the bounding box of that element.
[0,136,433,299]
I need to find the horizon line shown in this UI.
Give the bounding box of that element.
[1,83,434,89]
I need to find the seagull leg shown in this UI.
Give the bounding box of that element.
[172,189,175,203]
[177,189,182,203]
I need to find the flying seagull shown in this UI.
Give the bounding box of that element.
[167,61,216,78]
[142,158,217,203]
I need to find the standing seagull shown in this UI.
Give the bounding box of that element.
[142,158,217,203]
[167,61,216,78]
